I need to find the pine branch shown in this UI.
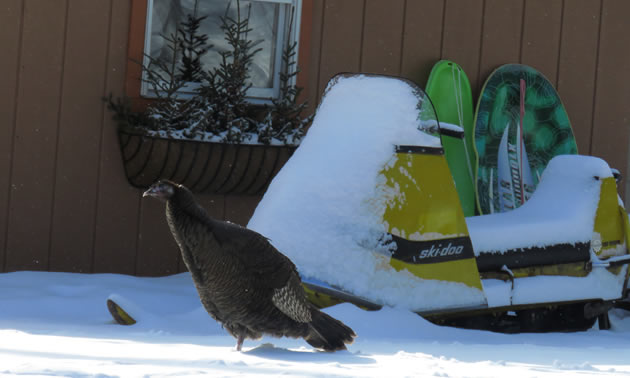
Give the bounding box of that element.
[195,0,261,142]
[104,94,156,131]
[178,12,210,82]
[259,7,312,145]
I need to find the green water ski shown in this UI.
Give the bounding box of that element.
[426,60,476,216]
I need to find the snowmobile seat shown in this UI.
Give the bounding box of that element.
[466,155,615,274]
[473,242,591,273]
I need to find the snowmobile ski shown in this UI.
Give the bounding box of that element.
[302,278,382,311]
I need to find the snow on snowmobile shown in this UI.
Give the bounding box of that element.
[248,73,630,332]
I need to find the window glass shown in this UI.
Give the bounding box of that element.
[147,0,293,97]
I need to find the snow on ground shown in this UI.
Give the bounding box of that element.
[1,271,630,377]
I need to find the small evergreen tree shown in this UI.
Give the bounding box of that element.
[259,10,312,144]
[106,0,312,145]
[195,1,262,143]
[178,2,210,82]
[142,31,191,132]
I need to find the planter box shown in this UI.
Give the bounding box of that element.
[118,129,295,195]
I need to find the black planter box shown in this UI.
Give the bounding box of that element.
[118,129,295,195]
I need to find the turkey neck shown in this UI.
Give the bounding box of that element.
[167,187,209,223]
[165,188,218,279]
[167,187,217,228]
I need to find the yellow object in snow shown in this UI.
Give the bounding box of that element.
[107,299,137,325]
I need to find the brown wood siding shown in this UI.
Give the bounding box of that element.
[557,0,601,156]
[0,0,23,273]
[591,0,630,195]
[1,0,629,276]
[7,1,67,271]
[316,0,365,97]
[477,0,524,93]
[92,0,139,275]
[0,0,267,276]
[399,0,444,85]
[49,0,111,272]
[360,0,405,75]
[441,0,484,94]
[520,0,562,85]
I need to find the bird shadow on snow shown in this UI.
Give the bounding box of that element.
[244,343,375,364]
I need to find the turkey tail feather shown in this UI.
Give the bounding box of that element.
[305,309,356,352]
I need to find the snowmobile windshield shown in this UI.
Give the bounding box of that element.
[320,73,443,148]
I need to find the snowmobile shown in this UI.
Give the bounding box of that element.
[277,73,630,332]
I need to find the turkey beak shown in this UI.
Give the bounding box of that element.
[143,182,173,200]
[143,187,158,198]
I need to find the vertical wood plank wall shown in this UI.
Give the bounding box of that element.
[0,0,256,276]
[1,0,629,276]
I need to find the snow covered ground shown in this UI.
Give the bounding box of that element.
[1,271,630,377]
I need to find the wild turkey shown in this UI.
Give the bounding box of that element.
[143,180,356,351]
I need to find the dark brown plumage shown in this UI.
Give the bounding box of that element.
[143,180,356,351]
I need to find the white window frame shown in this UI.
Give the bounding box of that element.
[141,0,302,104]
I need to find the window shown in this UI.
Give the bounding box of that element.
[142,0,302,102]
